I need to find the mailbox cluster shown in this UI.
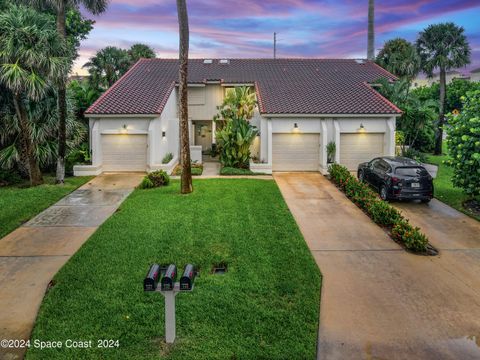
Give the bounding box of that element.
[143,263,195,292]
[143,263,196,344]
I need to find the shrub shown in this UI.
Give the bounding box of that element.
[161,152,173,164]
[138,170,170,189]
[391,220,429,252]
[402,148,427,163]
[329,163,429,253]
[220,167,256,176]
[173,163,203,176]
[445,90,480,198]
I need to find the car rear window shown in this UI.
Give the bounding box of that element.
[395,167,429,177]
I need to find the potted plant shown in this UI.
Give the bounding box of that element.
[326,141,336,164]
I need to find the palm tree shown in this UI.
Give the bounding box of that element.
[128,43,156,65]
[177,0,192,194]
[21,0,109,184]
[376,38,421,81]
[0,5,68,185]
[416,23,471,155]
[367,0,375,60]
[83,46,130,89]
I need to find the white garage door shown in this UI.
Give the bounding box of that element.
[101,134,147,172]
[273,133,320,171]
[340,133,384,170]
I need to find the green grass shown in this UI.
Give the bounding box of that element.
[426,154,480,221]
[220,167,263,176]
[27,179,321,360]
[0,176,92,238]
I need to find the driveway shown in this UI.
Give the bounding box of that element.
[0,173,143,360]
[274,173,480,360]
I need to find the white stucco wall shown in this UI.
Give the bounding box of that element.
[187,85,224,120]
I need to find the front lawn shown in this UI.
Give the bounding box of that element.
[28,179,321,359]
[0,176,92,238]
[427,154,480,221]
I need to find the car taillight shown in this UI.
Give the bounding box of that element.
[392,177,402,186]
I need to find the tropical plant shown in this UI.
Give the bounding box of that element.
[214,86,257,126]
[367,0,375,60]
[0,5,68,185]
[128,43,156,65]
[445,90,480,198]
[416,22,471,155]
[376,38,421,80]
[326,141,336,163]
[68,79,102,123]
[177,0,192,193]
[84,46,130,89]
[20,0,107,184]
[216,116,258,168]
[161,152,173,164]
[376,77,436,152]
[0,89,86,173]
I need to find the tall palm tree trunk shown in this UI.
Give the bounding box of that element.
[13,94,43,186]
[435,67,446,155]
[177,0,192,194]
[367,0,375,60]
[56,1,67,184]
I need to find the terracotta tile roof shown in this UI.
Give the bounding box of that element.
[86,58,401,116]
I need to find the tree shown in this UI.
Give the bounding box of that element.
[0,5,68,185]
[445,90,480,198]
[416,23,471,155]
[68,79,102,124]
[21,0,108,184]
[84,47,130,89]
[376,38,420,80]
[367,0,375,60]
[128,43,156,65]
[176,0,192,194]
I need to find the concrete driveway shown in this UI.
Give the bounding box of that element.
[274,173,480,360]
[0,173,143,360]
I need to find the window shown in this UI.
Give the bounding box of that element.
[395,167,429,177]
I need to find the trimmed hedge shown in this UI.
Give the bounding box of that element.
[329,163,430,253]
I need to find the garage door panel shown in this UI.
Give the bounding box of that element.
[340,133,384,170]
[102,134,147,172]
[273,134,320,171]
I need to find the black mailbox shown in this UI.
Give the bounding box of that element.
[180,264,195,291]
[161,264,177,291]
[144,264,161,291]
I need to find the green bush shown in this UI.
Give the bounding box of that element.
[220,167,256,176]
[402,148,427,163]
[445,90,480,198]
[161,152,173,164]
[138,170,170,189]
[329,163,429,253]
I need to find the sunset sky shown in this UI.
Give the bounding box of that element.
[75,0,480,75]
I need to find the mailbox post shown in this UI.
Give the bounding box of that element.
[144,264,196,344]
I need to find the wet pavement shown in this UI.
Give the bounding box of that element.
[274,172,480,360]
[0,173,143,360]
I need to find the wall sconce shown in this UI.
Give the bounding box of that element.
[122,124,127,129]
[294,123,298,129]
[121,124,128,133]
[358,123,365,132]
[162,131,166,138]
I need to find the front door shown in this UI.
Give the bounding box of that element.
[194,121,212,151]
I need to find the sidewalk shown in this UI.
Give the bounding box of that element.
[0,173,143,360]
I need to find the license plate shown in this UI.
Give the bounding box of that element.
[411,182,420,188]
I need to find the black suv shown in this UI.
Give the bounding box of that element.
[357,157,434,202]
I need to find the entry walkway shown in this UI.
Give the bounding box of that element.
[0,173,143,360]
[274,172,480,360]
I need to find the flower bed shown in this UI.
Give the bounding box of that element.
[328,163,436,254]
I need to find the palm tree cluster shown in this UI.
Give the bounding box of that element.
[83,43,156,89]
[376,23,471,155]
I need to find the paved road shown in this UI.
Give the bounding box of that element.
[274,173,480,360]
[0,173,143,360]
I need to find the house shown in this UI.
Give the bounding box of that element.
[74,58,401,175]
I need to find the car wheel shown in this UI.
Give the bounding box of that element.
[421,198,431,204]
[380,185,388,201]
[358,170,364,182]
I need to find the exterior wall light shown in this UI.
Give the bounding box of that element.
[162,131,166,138]
[121,124,128,133]
[294,123,298,129]
[358,123,365,132]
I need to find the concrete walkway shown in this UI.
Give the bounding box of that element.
[0,173,143,360]
[274,173,480,360]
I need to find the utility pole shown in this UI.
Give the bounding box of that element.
[274,32,277,59]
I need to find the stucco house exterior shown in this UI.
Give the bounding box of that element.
[74,58,402,175]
